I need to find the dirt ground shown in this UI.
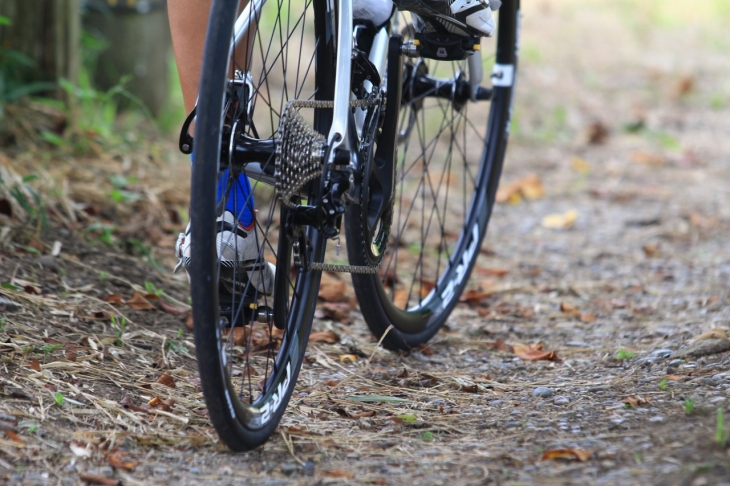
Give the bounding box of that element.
[3,0,730,484]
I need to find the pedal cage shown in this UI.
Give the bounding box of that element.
[406,33,481,61]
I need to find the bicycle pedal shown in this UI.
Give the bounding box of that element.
[402,34,480,61]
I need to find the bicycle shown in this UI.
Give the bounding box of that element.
[180,0,520,451]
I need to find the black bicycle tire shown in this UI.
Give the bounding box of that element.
[346,0,521,351]
[191,0,333,450]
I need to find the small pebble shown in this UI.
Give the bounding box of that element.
[505,421,522,429]
[649,416,664,423]
[533,387,554,398]
[701,377,718,387]
[280,464,297,475]
[553,396,570,405]
[648,349,672,361]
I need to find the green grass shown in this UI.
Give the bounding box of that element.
[615,349,635,360]
[684,398,695,415]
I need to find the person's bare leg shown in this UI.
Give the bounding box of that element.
[168,0,211,115]
[169,1,252,137]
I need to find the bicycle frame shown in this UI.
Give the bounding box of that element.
[229,0,485,186]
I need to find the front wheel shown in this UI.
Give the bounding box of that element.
[346,1,520,350]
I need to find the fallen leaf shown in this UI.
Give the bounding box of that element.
[624,396,651,407]
[29,359,41,372]
[486,338,513,353]
[560,302,581,318]
[156,372,176,388]
[103,294,123,305]
[570,156,590,173]
[339,354,357,364]
[691,328,728,343]
[477,267,509,278]
[688,212,717,231]
[81,311,111,321]
[630,151,665,166]
[126,292,154,311]
[673,75,694,99]
[541,210,578,230]
[106,449,138,471]
[541,449,592,462]
[5,430,24,443]
[78,474,120,486]
[159,300,190,316]
[318,302,352,323]
[513,343,561,361]
[185,313,194,330]
[66,351,77,362]
[309,331,339,344]
[586,121,609,145]
[225,327,251,346]
[580,313,597,323]
[642,243,660,258]
[460,288,494,304]
[461,384,479,393]
[319,274,346,302]
[496,174,545,203]
[393,289,409,309]
[324,470,354,479]
[23,285,40,295]
[665,375,682,382]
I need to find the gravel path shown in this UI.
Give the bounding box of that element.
[2,1,730,485]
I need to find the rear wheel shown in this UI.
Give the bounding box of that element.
[190,0,334,450]
[346,2,520,350]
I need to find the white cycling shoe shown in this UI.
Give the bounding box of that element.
[175,211,276,297]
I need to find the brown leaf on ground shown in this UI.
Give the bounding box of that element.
[159,300,190,316]
[119,397,150,414]
[586,121,609,144]
[642,243,660,258]
[156,372,176,388]
[624,396,651,407]
[126,292,154,310]
[460,288,493,305]
[103,294,123,305]
[79,472,121,486]
[691,328,728,343]
[461,384,478,393]
[325,470,354,479]
[318,302,352,323]
[580,313,597,323]
[688,211,717,231]
[5,430,24,443]
[560,301,581,318]
[106,450,138,470]
[309,331,340,344]
[476,267,509,278]
[541,449,592,462]
[185,313,194,330]
[486,338,514,353]
[630,150,666,166]
[393,289,409,309]
[29,359,41,372]
[496,174,545,204]
[673,75,694,98]
[66,351,77,362]
[339,354,357,364]
[319,274,346,302]
[225,327,251,346]
[541,210,578,230]
[513,343,561,361]
[419,279,436,297]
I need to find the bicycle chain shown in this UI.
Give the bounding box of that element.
[276,98,383,275]
[309,261,381,274]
